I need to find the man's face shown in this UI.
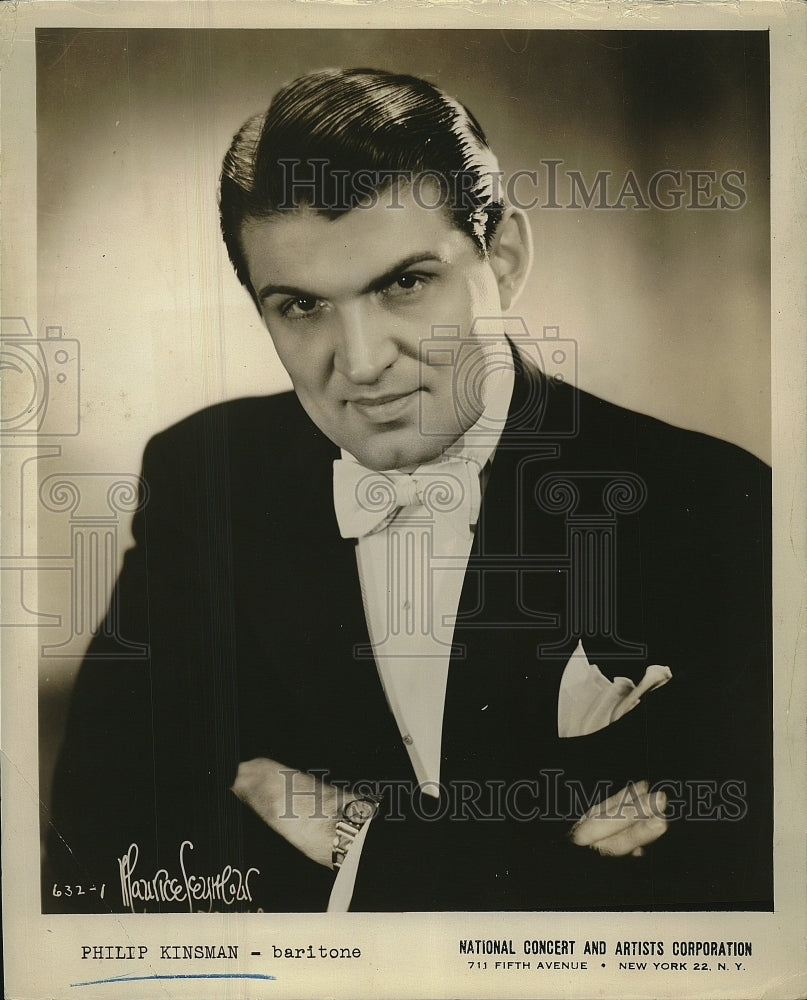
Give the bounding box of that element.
[241,185,519,471]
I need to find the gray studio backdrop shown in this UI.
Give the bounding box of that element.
[34,29,770,815]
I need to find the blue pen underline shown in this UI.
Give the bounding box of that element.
[71,972,276,986]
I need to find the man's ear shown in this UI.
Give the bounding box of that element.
[488,209,533,311]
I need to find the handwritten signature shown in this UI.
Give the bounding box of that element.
[117,841,259,913]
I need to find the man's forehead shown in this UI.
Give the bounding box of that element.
[241,186,472,295]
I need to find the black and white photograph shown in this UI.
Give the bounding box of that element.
[2,3,805,999]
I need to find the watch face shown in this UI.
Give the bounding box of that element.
[344,798,376,825]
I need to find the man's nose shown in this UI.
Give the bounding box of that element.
[333,303,398,384]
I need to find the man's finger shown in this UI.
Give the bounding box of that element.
[570,788,666,847]
[591,815,668,857]
[581,780,649,820]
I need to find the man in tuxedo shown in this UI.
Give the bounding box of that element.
[45,68,772,913]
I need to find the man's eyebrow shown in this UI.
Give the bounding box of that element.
[362,252,448,295]
[257,252,448,304]
[257,281,312,303]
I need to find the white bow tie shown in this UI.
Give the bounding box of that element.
[332,456,482,540]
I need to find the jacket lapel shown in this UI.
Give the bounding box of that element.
[441,352,652,781]
[442,354,572,779]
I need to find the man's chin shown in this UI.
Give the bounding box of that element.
[346,431,456,473]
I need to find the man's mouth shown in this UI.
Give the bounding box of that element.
[348,388,420,422]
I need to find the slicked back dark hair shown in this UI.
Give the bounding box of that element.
[219,68,505,303]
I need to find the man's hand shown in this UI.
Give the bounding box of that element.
[569,780,668,858]
[232,758,350,869]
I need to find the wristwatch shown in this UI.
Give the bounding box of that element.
[332,795,380,870]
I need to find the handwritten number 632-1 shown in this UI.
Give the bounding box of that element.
[51,883,106,899]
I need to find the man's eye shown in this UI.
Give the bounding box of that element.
[281,296,322,320]
[395,274,420,289]
[383,273,429,298]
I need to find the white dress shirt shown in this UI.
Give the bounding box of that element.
[350,360,515,793]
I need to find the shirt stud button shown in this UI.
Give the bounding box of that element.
[403,734,413,745]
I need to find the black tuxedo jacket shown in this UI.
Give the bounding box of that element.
[45,356,772,912]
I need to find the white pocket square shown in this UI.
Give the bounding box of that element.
[557,640,672,738]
